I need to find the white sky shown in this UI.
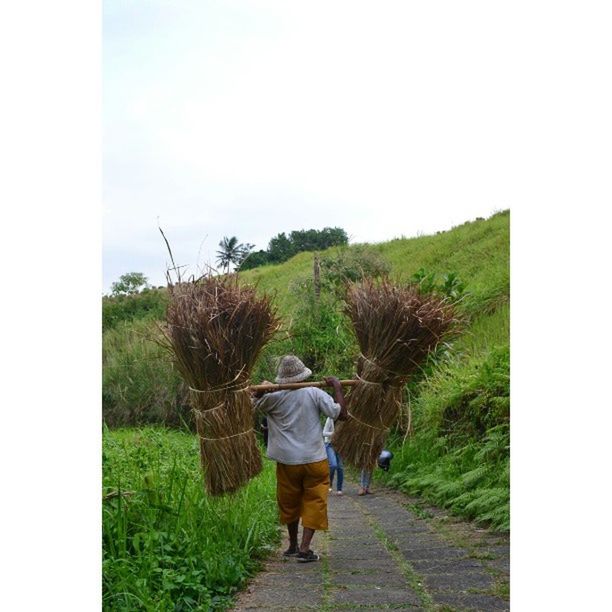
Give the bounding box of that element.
[104,1,519,290]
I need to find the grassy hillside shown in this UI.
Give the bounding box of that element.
[103,210,509,530]
[239,210,508,317]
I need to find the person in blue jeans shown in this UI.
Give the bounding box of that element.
[359,450,393,495]
[323,417,344,495]
[358,469,372,495]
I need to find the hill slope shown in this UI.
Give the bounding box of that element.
[239,210,508,316]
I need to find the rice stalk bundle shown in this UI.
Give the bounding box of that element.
[333,280,457,470]
[163,275,280,495]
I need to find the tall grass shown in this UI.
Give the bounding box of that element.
[103,428,280,610]
[103,319,190,428]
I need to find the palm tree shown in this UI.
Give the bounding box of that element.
[216,236,244,274]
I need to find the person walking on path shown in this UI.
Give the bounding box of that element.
[358,469,372,495]
[253,355,347,563]
[323,417,344,495]
[358,450,394,495]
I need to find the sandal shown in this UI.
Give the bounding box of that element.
[297,549,320,563]
[283,546,299,557]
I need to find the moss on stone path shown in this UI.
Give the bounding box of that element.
[233,480,509,611]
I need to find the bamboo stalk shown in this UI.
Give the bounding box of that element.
[249,379,358,393]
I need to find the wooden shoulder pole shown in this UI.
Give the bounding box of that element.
[249,379,358,393]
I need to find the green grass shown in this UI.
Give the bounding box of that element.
[103,427,280,610]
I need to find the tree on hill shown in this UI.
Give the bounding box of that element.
[267,232,296,263]
[289,227,348,252]
[237,243,255,267]
[111,272,149,296]
[238,247,268,270]
[240,227,349,270]
[216,236,253,273]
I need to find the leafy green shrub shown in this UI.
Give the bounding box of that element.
[103,428,280,610]
[319,245,390,293]
[410,268,467,301]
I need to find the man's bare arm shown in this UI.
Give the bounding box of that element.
[324,376,347,421]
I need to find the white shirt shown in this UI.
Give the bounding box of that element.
[255,387,341,465]
[323,417,335,444]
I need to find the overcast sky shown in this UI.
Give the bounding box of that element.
[103,1,513,292]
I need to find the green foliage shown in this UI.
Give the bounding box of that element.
[103,288,168,332]
[410,268,466,301]
[287,227,348,253]
[103,428,280,610]
[111,272,149,296]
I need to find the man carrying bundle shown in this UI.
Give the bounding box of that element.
[253,355,347,563]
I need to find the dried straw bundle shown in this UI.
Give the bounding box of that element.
[163,276,279,495]
[333,280,457,470]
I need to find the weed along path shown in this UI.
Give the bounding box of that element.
[233,479,509,611]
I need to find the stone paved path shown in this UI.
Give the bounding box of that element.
[233,479,509,611]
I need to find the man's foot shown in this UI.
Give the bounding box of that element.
[297,549,320,563]
[283,546,299,557]
[357,487,366,496]
[336,490,343,496]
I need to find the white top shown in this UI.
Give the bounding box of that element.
[323,417,335,443]
[255,387,341,465]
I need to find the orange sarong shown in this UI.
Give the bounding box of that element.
[275,459,330,530]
